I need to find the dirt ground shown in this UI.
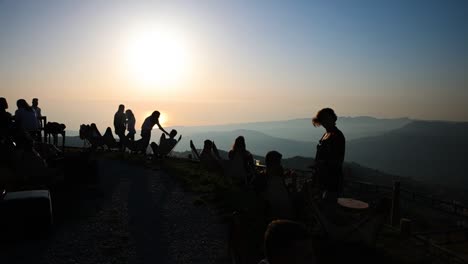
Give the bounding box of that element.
[0,158,229,264]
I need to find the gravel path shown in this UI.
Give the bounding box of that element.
[0,158,229,264]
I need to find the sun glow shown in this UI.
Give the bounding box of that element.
[125,24,191,88]
[158,112,168,126]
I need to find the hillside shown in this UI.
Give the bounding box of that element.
[67,118,468,191]
[180,129,314,158]
[168,116,411,142]
[346,121,468,188]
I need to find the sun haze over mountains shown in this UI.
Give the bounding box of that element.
[1,1,467,130]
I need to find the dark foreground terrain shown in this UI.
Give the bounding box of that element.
[0,157,228,264]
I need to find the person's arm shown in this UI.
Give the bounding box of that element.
[212,141,221,160]
[190,140,201,160]
[156,121,169,135]
[247,152,255,171]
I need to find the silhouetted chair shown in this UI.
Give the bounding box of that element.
[103,127,120,150]
[151,134,182,159]
[79,124,104,150]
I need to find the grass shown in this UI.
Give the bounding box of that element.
[160,158,459,264]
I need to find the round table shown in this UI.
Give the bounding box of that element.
[337,198,369,210]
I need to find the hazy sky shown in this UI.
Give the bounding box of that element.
[1,0,467,130]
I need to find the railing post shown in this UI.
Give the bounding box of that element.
[391,181,401,226]
[400,218,412,238]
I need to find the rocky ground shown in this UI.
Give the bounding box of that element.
[0,158,229,264]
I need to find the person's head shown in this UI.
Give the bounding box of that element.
[312,108,337,129]
[118,104,125,113]
[32,98,39,107]
[150,111,161,122]
[0,97,7,110]
[169,129,177,139]
[17,99,31,111]
[264,220,317,264]
[265,151,282,168]
[125,109,134,119]
[203,140,213,151]
[232,136,246,153]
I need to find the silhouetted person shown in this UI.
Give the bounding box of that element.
[103,127,119,149]
[150,129,181,158]
[312,108,345,201]
[79,123,104,150]
[263,151,294,220]
[90,123,102,139]
[141,111,169,150]
[199,139,222,171]
[114,104,126,150]
[0,97,13,137]
[228,136,255,181]
[125,109,136,141]
[15,99,39,135]
[259,220,317,264]
[31,98,42,127]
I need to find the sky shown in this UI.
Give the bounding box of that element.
[1,0,467,130]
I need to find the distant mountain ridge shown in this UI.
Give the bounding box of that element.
[64,117,468,190]
[180,129,313,158]
[168,116,411,142]
[346,120,468,187]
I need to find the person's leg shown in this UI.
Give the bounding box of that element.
[117,128,129,151]
[127,132,135,141]
[150,142,159,158]
[140,131,151,153]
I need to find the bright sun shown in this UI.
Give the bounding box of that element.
[125,25,191,88]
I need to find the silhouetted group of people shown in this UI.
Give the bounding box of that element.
[1,97,62,186]
[257,108,344,264]
[80,104,181,158]
[2,99,345,264]
[1,97,44,143]
[189,108,344,264]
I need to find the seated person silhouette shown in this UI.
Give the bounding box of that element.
[103,127,119,149]
[89,123,102,139]
[190,139,222,171]
[262,151,294,220]
[259,220,317,264]
[227,136,255,184]
[79,123,104,150]
[150,129,181,158]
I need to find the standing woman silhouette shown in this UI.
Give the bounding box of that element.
[125,109,136,141]
[312,108,345,201]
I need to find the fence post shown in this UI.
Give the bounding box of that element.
[391,181,401,226]
[400,218,412,238]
